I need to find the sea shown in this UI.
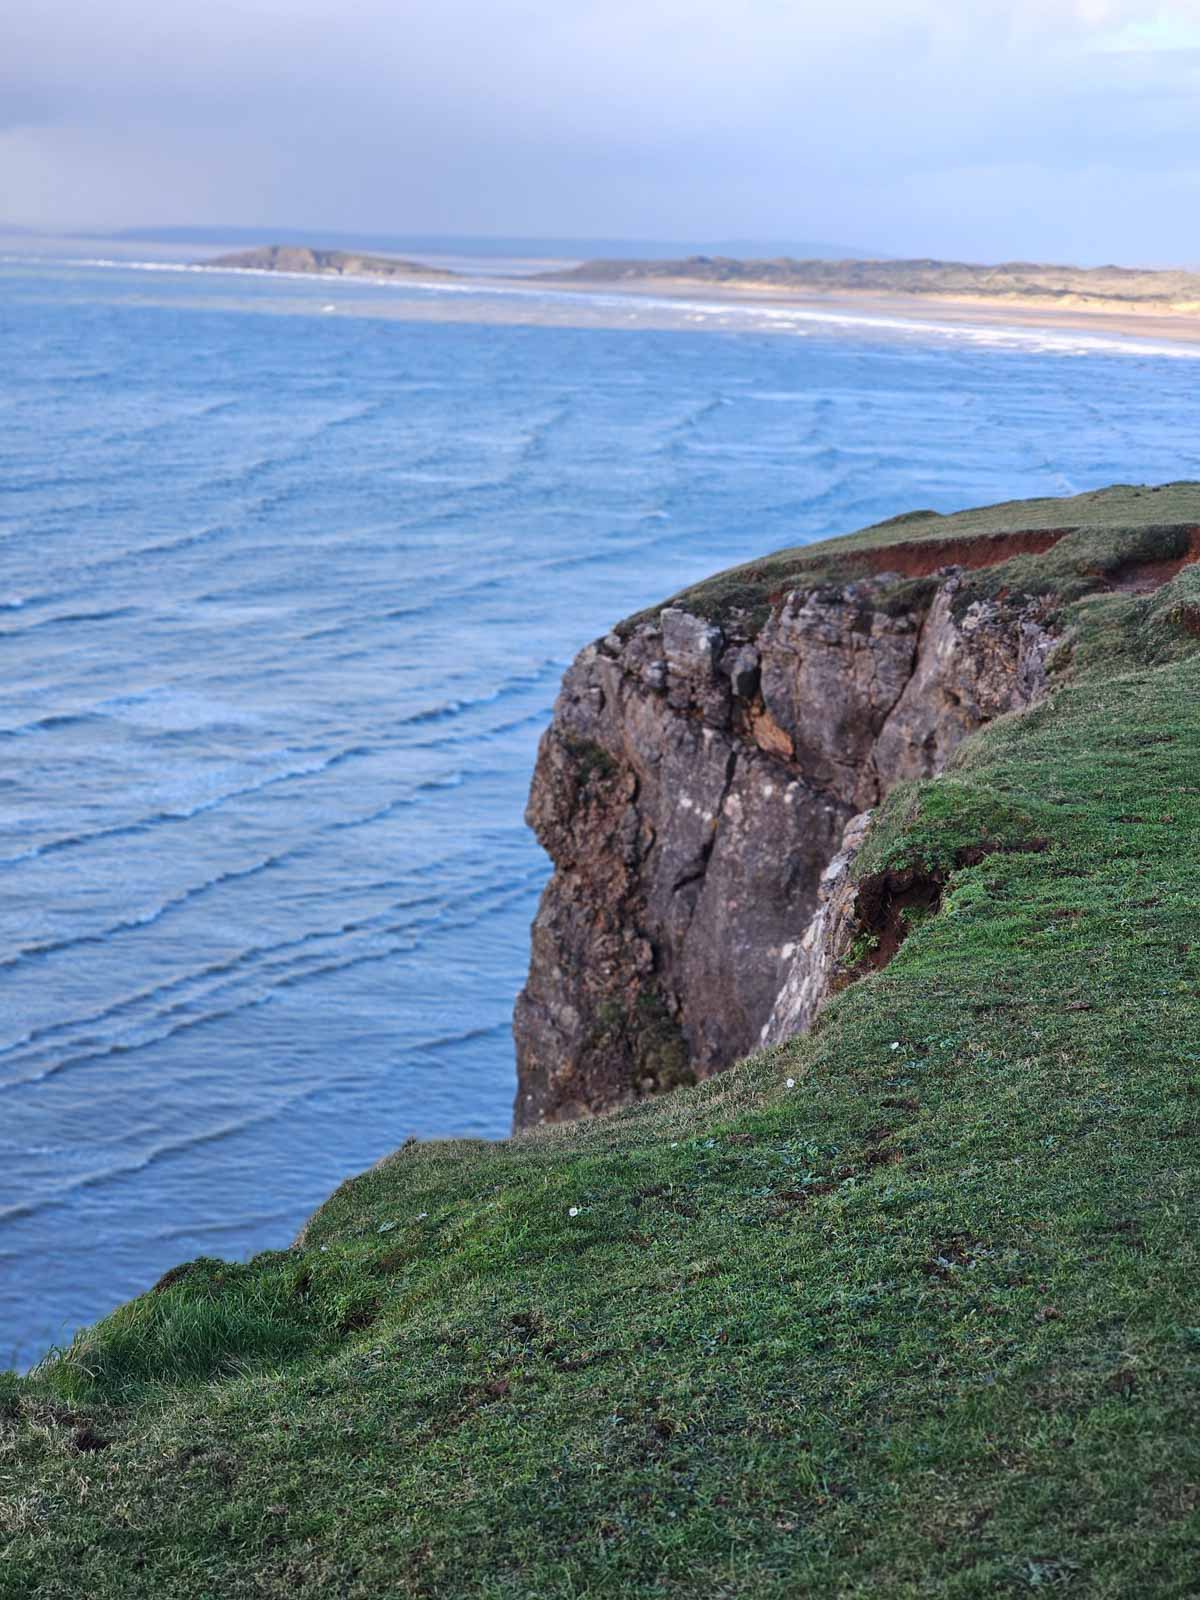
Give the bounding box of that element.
[3,249,1200,1370]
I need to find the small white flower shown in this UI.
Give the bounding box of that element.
[568,1206,580,1217]
[890,1042,900,1051]
[785,1077,796,1088]
[415,1212,428,1221]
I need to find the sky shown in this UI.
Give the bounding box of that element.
[3,0,1200,262]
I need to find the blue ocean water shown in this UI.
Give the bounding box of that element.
[3,258,1200,1370]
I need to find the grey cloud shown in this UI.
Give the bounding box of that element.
[2,0,1199,259]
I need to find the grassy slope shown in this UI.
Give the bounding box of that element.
[4,495,1200,1599]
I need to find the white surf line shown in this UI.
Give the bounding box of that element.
[12,254,1200,361]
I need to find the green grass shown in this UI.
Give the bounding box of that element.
[642,481,1200,628]
[3,504,1200,1597]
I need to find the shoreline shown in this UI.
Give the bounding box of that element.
[548,274,1200,346]
[12,251,1200,353]
[205,257,1200,350]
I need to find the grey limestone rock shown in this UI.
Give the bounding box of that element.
[513,570,1055,1128]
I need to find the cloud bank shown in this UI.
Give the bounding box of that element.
[2,0,1199,260]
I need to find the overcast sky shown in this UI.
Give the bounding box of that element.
[4,0,1200,262]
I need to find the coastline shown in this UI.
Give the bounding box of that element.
[190,244,1200,348]
[11,251,1200,356]
[218,256,1200,351]
[549,274,1200,347]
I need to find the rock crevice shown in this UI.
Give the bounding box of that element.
[513,568,1055,1128]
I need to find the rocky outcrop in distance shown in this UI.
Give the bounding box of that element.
[202,245,455,280]
[513,562,1057,1128]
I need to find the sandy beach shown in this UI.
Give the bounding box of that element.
[551,274,1200,347]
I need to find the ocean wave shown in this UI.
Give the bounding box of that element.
[0,867,544,1098]
[0,709,107,739]
[0,849,295,973]
[323,770,465,833]
[419,1019,514,1055]
[408,707,553,753]
[0,743,384,867]
[657,392,730,452]
[1,877,450,1070]
[516,401,576,464]
[0,607,138,643]
[0,1088,323,1227]
[0,762,477,983]
[378,661,563,732]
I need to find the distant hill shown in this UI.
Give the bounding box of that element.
[202,245,456,280]
[540,254,1200,311]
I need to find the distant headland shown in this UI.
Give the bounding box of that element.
[203,244,458,280]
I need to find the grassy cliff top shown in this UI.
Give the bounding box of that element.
[645,481,1200,632]
[3,489,1200,1598]
[814,480,1200,546]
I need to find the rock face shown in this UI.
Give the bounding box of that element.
[513,569,1055,1128]
[759,807,875,1048]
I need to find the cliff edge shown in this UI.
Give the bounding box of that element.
[516,484,1200,1126]
[5,485,1200,1600]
